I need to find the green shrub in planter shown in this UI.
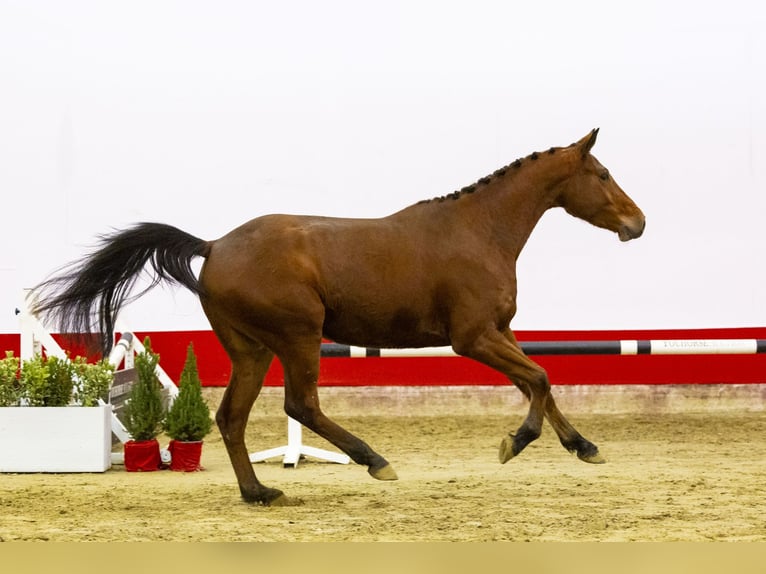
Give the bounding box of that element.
[0,352,115,408]
[0,351,113,472]
[0,351,21,407]
[123,338,166,442]
[73,357,114,407]
[19,354,50,406]
[22,355,73,407]
[164,343,213,442]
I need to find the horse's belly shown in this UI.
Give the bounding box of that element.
[322,305,449,349]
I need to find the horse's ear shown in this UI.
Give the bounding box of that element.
[577,128,599,157]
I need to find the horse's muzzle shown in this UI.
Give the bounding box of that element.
[618,216,646,242]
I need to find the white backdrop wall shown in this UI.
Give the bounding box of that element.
[2,1,765,334]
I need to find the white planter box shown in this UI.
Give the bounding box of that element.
[0,405,112,472]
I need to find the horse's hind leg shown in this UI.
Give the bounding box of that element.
[214,335,299,506]
[279,341,397,481]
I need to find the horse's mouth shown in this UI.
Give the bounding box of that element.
[618,218,646,242]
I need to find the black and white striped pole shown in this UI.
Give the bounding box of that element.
[320,339,766,358]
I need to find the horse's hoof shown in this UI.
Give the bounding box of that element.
[267,493,305,507]
[243,487,303,507]
[578,451,606,464]
[369,463,398,481]
[499,434,516,464]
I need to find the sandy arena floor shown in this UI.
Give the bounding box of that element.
[0,385,764,542]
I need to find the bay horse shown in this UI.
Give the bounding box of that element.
[30,128,645,506]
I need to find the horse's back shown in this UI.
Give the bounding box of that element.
[200,212,455,348]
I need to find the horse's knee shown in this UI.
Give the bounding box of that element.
[528,367,550,395]
[512,368,549,403]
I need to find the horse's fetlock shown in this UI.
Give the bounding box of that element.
[560,434,585,453]
[513,424,541,449]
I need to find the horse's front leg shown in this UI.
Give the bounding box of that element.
[279,343,398,481]
[541,394,605,463]
[453,327,549,460]
[501,329,605,464]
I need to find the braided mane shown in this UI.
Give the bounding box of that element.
[418,146,560,205]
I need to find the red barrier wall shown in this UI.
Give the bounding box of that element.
[3,328,765,387]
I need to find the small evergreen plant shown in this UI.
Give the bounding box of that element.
[164,343,213,442]
[123,338,166,442]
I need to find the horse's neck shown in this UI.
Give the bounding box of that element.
[399,153,572,261]
[478,161,569,260]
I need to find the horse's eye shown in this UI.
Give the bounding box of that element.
[600,171,610,181]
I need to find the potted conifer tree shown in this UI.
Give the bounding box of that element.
[122,338,166,472]
[163,343,212,471]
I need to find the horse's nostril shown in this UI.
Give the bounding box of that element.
[635,217,646,238]
[619,217,645,242]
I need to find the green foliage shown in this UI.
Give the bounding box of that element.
[164,343,213,442]
[40,356,76,406]
[19,355,48,406]
[123,338,166,441]
[0,351,22,407]
[73,357,114,407]
[22,354,74,407]
[0,351,114,408]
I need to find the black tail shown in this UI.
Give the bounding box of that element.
[29,222,210,356]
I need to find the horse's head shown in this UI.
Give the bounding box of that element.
[557,129,645,242]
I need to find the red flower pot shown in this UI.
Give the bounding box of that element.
[124,439,161,472]
[168,440,204,472]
